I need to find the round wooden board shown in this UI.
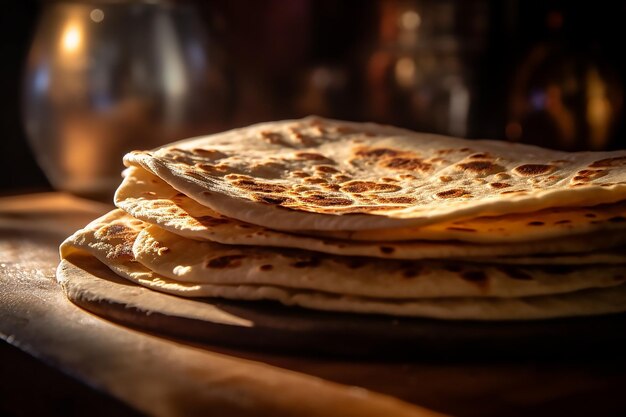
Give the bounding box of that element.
[58,254,626,358]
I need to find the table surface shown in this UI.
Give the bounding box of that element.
[2,192,626,417]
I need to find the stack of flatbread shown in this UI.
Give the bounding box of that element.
[59,117,626,320]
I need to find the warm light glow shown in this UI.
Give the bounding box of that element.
[588,97,610,122]
[586,69,612,149]
[90,9,105,23]
[155,13,187,124]
[395,57,415,88]
[449,81,469,137]
[61,24,82,53]
[401,10,421,30]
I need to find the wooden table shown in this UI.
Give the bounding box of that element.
[1,193,625,417]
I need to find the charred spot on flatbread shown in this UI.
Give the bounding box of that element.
[315,165,341,174]
[402,267,421,278]
[195,216,230,227]
[205,255,246,269]
[295,152,332,162]
[303,177,328,185]
[572,169,608,183]
[589,156,626,168]
[456,160,504,176]
[252,194,295,205]
[292,171,310,178]
[379,246,395,254]
[500,189,529,194]
[436,188,469,199]
[340,181,402,193]
[373,196,416,204]
[190,148,227,160]
[231,179,288,194]
[354,147,402,159]
[468,153,493,159]
[513,164,556,176]
[260,131,290,146]
[383,157,432,172]
[299,194,353,206]
[498,267,533,281]
[460,270,488,283]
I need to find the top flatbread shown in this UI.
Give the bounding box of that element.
[116,166,626,244]
[123,116,626,231]
[114,167,626,260]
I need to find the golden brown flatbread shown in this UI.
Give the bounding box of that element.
[58,211,626,320]
[123,117,626,231]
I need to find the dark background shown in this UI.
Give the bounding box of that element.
[1,0,48,192]
[1,0,624,194]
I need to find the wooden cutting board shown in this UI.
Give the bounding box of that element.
[3,193,626,417]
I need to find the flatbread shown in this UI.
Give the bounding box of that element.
[134,223,626,298]
[59,211,626,321]
[60,210,626,297]
[315,202,626,242]
[115,167,626,260]
[123,117,626,231]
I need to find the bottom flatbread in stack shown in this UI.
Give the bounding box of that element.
[59,209,626,321]
[58,117,626,323]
